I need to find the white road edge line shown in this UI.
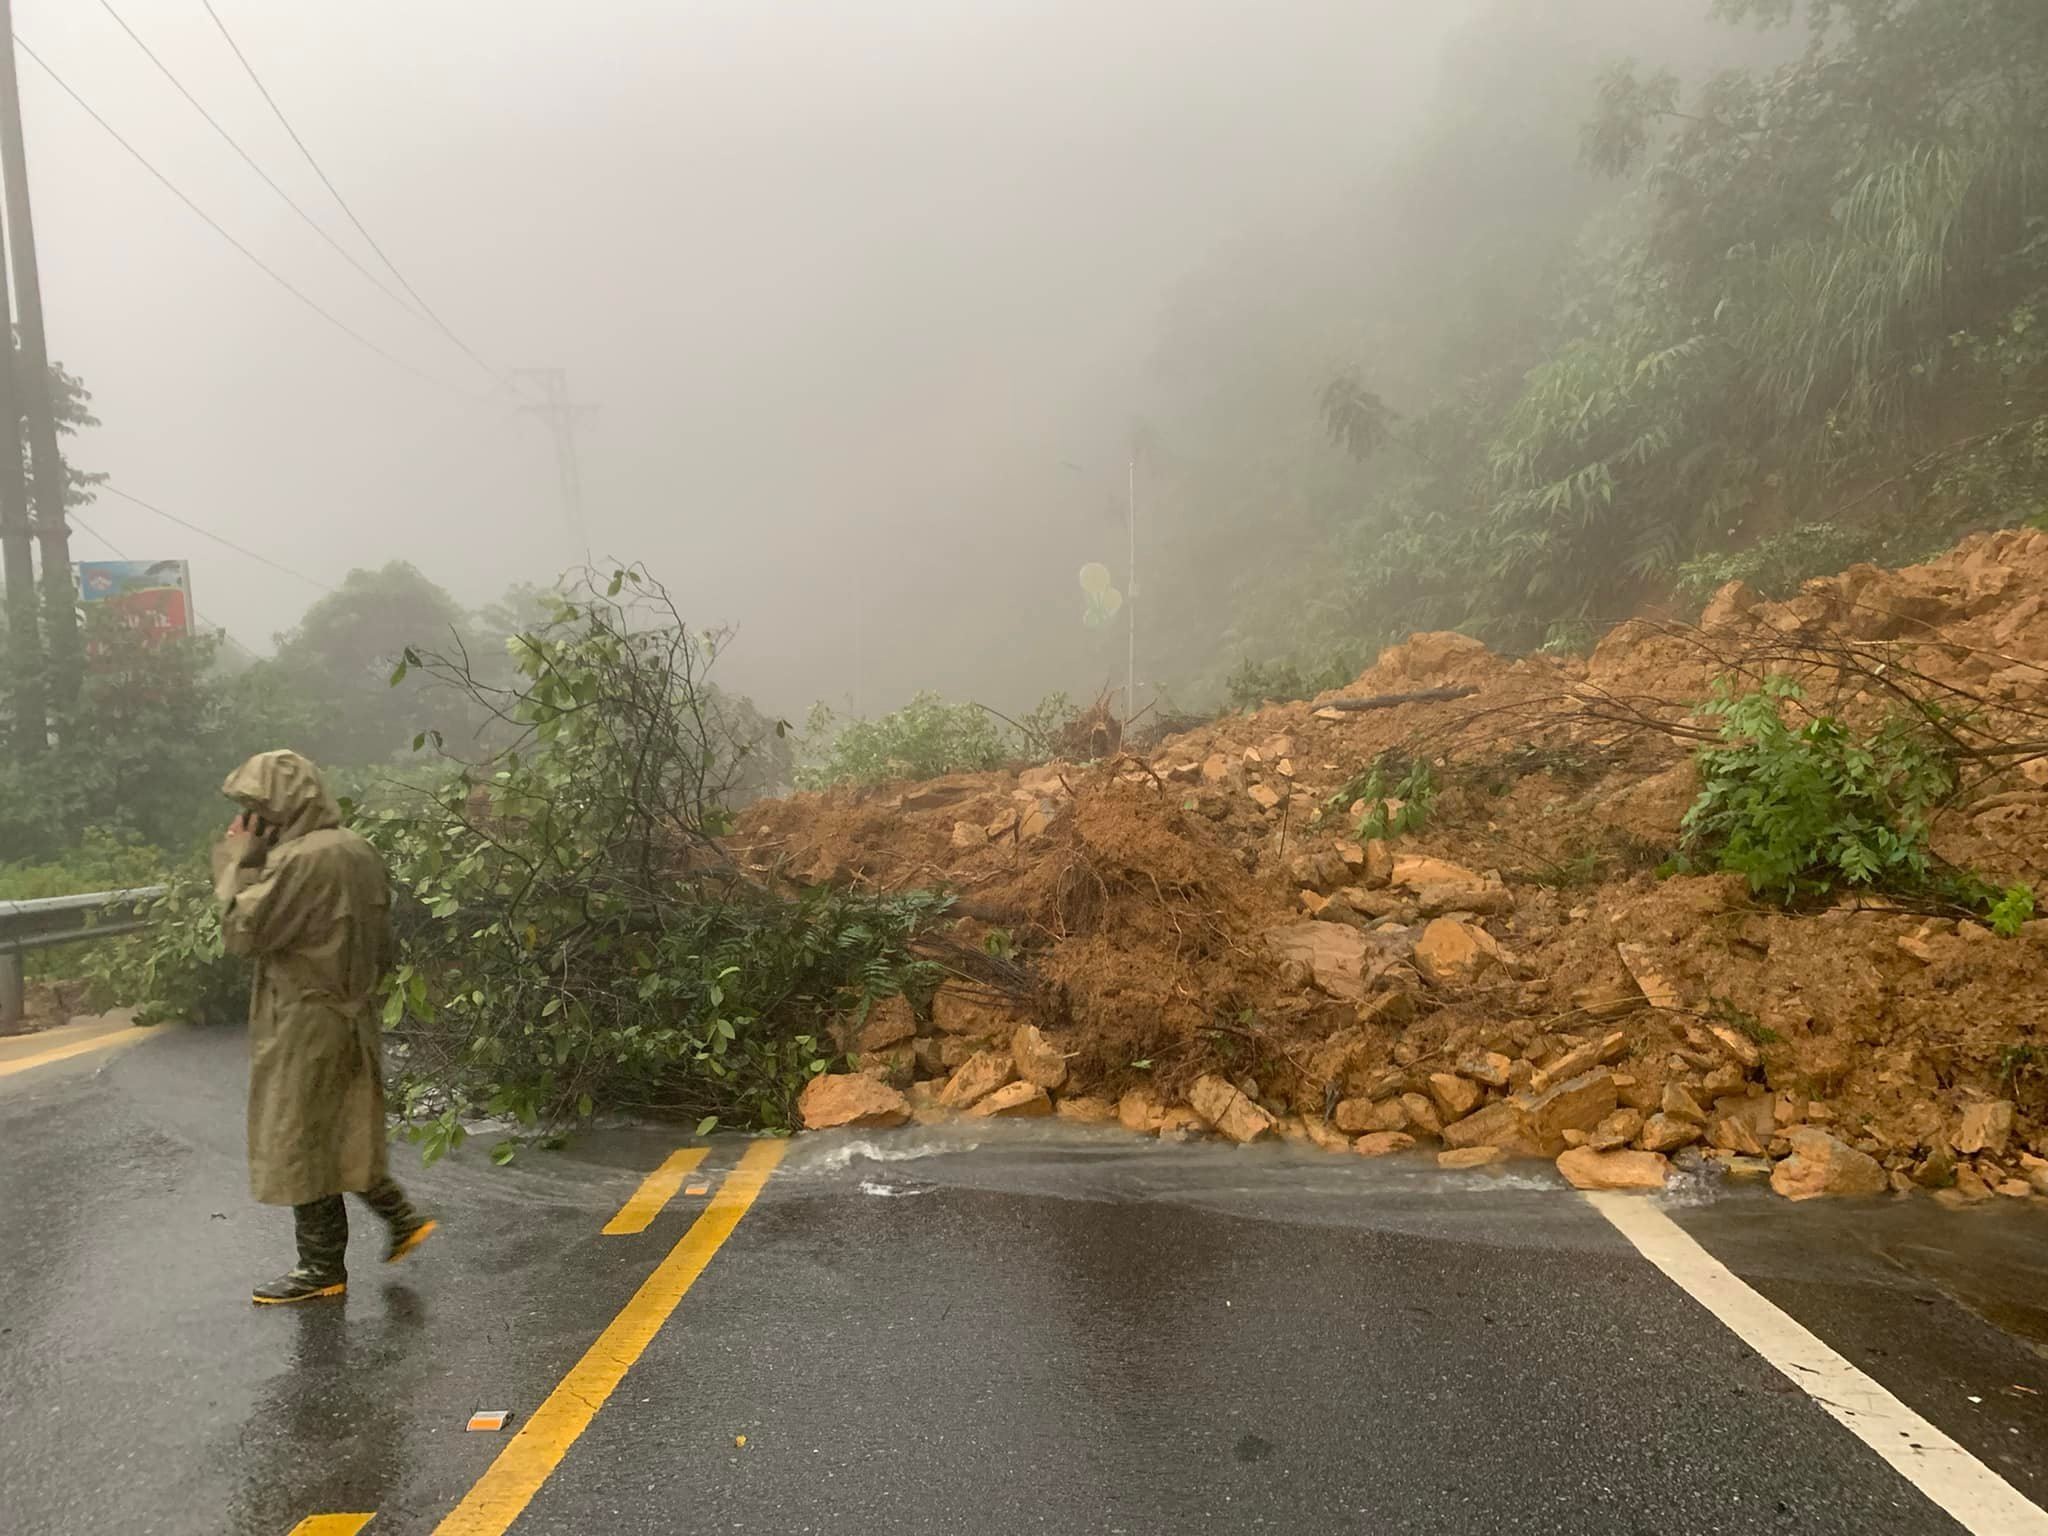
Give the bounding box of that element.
[1587,1192,2048,1536]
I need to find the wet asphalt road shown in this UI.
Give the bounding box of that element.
[3,1024,2047,1536]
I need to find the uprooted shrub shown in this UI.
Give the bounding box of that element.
[365,567,951,1162]
[1678,676,2034,924]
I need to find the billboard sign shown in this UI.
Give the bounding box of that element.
[77,559,194,643]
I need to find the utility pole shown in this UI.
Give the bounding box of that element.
[513,368,595,556]
[1125,452,1137,726]
[0,1,78,716]
[0,194,40,758]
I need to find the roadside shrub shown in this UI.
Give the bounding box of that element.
[797,691,1009,789]
[1224,649,1359,712]
[1671,523,1881,607]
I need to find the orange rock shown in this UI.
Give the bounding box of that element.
[1556,1147,1670,1191]
[1438,1146,1508,1171]
[1189,1075,1276,1144]
[964,1081,1052,1119]
[937,1050,1015,1111]
[1770,1129,1887,1201]
[1354,1131,1418,1157]
[854,996,916,1053]
[1427,1072,1483,1121]
[1054,1095,1118,1124]
[1010,1024,1069,1091]
[797,1073,911,1131]
[1117,1087,1166,1134]
[1412,918,1502,987]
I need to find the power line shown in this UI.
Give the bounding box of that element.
[93,0,437,337]
[96,483,332,592]
[199,0,504,385]
[14,33,476,398]
[68,512,126,559]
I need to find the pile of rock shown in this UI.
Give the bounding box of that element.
[798,987,1102,1131]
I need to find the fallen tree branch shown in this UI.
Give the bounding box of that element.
[1319,685,1480,713]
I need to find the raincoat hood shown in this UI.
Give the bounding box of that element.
[221,749,342,843]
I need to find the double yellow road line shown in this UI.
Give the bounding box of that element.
[0,1020,154,1079]
[295,1137,786,1536]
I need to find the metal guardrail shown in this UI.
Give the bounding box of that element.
[0,886,166,1028]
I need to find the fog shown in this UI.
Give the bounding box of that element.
[21,0,1719,717]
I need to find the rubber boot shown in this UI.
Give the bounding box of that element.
[252,1196,347,1305]
[358,1176,438,1264]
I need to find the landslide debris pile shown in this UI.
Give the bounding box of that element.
[738,528,2048,1203]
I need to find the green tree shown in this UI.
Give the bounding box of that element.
[271,561,473,766]
[0,610,313,862]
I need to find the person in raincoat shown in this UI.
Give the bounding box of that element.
[212,749,435,1304]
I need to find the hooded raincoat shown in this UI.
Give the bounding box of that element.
[212,750,395,1206]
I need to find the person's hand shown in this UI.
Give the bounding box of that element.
[223,812,274,866]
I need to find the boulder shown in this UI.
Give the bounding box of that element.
[1264,921,1375,1001]
[1411,918,1503,987]
[854,995,917,1053]
[1954,1100,2015,1157]
[965,1081,1053,1119]
[1054,1095,1117,1125]
[1615,942,1686,1011]
[1361,838,1395,886]
[1701,1063,1747,1097]
[1911,1147,1957,1189]
[797,1073,912,1131]
[1400,1092,1444,1139]
[1389,854,1514,916]
[951,820,989,851]
[1457,1051,1513,1089]
[1249,783,1283,811]
[1117,1087,1166,1134]
[1950,1165,1995,1203]
[1427,1072,1484,1122]
[1531,1032,1628,1092]
[1440,1099,1545,1160]
[1638,1113,1702,1154]
[1355,1131,1418,1157]
[1710,1095,1774,1156]
[1333,1097,1399,1135]
[1522,1071,1620,1155]
[931,987,1016,1037]
[1438,1145,1508,1171]
[1010,1024,1069,1091]
[1556,1148,1671,1191]
[1770,1129,1887,1202]
[1703,1023,1762,1072]
[1300,1113,1353,1153]
[1661,1084,1708,1124]
[937,1050,1015,1111]
[1189,1074,1277,1144]
[1589,1109,1644,1153]
[1158,1106,1210,1140]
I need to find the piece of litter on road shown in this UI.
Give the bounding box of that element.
[2008,1385,2039,1397]
[684,1182,710,1196]
[467,1410,511,1432]
[1967,1396,1983,1405]
[734,1434,747,1448]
